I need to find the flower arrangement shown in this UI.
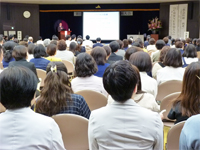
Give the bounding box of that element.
[148,17,162,33]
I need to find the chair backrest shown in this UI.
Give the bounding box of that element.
[148,50,156,56]
[167,121,185,150]
[160,92,181,121]
[52,114,89,150]
[0,103,6,113]
[156,80,182,102]
[197,51,200,59]
[62,60,74,74]
[75,90,107,111]
[36,69,46,87]
[85,46,92,54]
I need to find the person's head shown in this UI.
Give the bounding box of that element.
[96,37,101,43]
[3,41,17,62]
[163,48,182,68]
[8,35,14,41]
[50,40,57,46]
[36,61,72,116]
[52,35,59,41]
[91,46,107,65]
[38,36,42,41]
[128,39,133,45]
[123,39,128,48]
[182,44,197,58]
[47,44,57,56]
[135,38,144,48]
[149,38,156,45]
[23,38,28,42]
[159,46,170,62]
[12,45,27,61]
[174,61,200,117]
[132,42,142,48]
[0,45,4,62]
[66,35,71,41]
[103,60,138,102]
[109,41,120,53]
[59,22,62,26]
[28,36,33,42]
[33,44,47,58]
[103,45,111,57]
[71,34,76,40]
[86,35,90,40]
[196,39,200,46]
[186,38,191,44]
[175,41,184,49]
[75,53,97,77]
[192,38,197,46]
[163,37,169,44]
[168,35,172,40]
[125,46,142,60]
[76,38,83,52]
[0,35,4,44]
[69,42,77,53]
[77,35,82,39]
[155,40,165,50]
[129,51,152,72]
[43,38,51,47]
[0,66,37,109]
[28,43,36,55]
[19,41,28,47]
[171,38,175,45]
[116,40,123,49]
[57,40,67,51]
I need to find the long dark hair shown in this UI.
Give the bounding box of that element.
[35,62,73,116]
[173,62,200,117]
[3,41,17,62]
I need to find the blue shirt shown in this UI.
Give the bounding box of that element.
[30,58,50,71]
[2,57,15,68]
[94,63,110,77]
[179,114,200,150]
[59,94,91,119]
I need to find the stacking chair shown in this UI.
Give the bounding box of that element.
[0,103,6,113]
[85,46,92,54]
[197,51,200,59]
[148,50,156,56]
[75,90,107,111]
[62,60,74,78]
[36,69,46,87]
[52,114,89,150]
[156,80,182,102]
[167,121,185,150]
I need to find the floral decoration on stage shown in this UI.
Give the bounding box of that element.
[148,17,162,34]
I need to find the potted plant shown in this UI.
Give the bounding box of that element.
[148,17,162,34]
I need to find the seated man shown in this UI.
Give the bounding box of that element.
[82,35,93,48]
[107,41,123,65]
[93,37,103,48]
[88,60,163,150]
[0,66,65,150]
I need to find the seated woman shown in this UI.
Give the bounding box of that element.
[182,44,199,67]
[103,45,111,60]
[0,66,65,149]
[2,41,17,68]
[27,43,36,62]
[125,46,142,60]
[9,45,39,81]
[152,46,170,79]
[91,47,110,77]
[129,51,157,98]
[45,44,62,62]
[30,44,50,71]
[123,39,129,51]
[35,61,90,119]
[108,65,160,112]
[157,48,185,85]
[76,38,86,53]
[167,62,200,124]
[69,42,78,56]
[71,53,107,96]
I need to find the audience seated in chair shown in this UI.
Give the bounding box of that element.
[93,37,103,48]
[71,53,107,96]
[167,61,200,124]
[88,60,163,150]
[76,38,86,54]
[115,40,125,59]
[91,46,110,78]
[82,35,93,48]
[0,66,65,150]
[45,44,62,62]
[147,38,157,51]
[124,46,142,60]
[27,43,36,62]
[35,61,91,119]
[151,40,165,62]
[157,48,185,85]
[30,44,50,71]
[103,45,111,60]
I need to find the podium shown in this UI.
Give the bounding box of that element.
[151,34,159,41]
[59,31,72,40]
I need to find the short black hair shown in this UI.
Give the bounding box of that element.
[103,60,138,102]
[0,66,37,109]
[66,35,71,40]
[75,53,97,77]
[163,48,183,68]
[8,35,14,41]
[125,46,142,60]
[182,44,197,58]
[28,43,36,54]
[86,35,90,40]
[116,40,123,49]
[71,34,76,40]
[12,45,27,61]
[33,44,47,58]
[109,41,120,53]
[129,51,152,72]
[135,38,144,48]
[38,36,42,40]
[96,37,101,42]
[23,38,28,42]
[132,42,142,48]
[91,46,107,65]
[3,41,18,62]
[77,35,82,39]
[156,40,165,50]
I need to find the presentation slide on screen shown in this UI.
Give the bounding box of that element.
[83,12,120,40]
